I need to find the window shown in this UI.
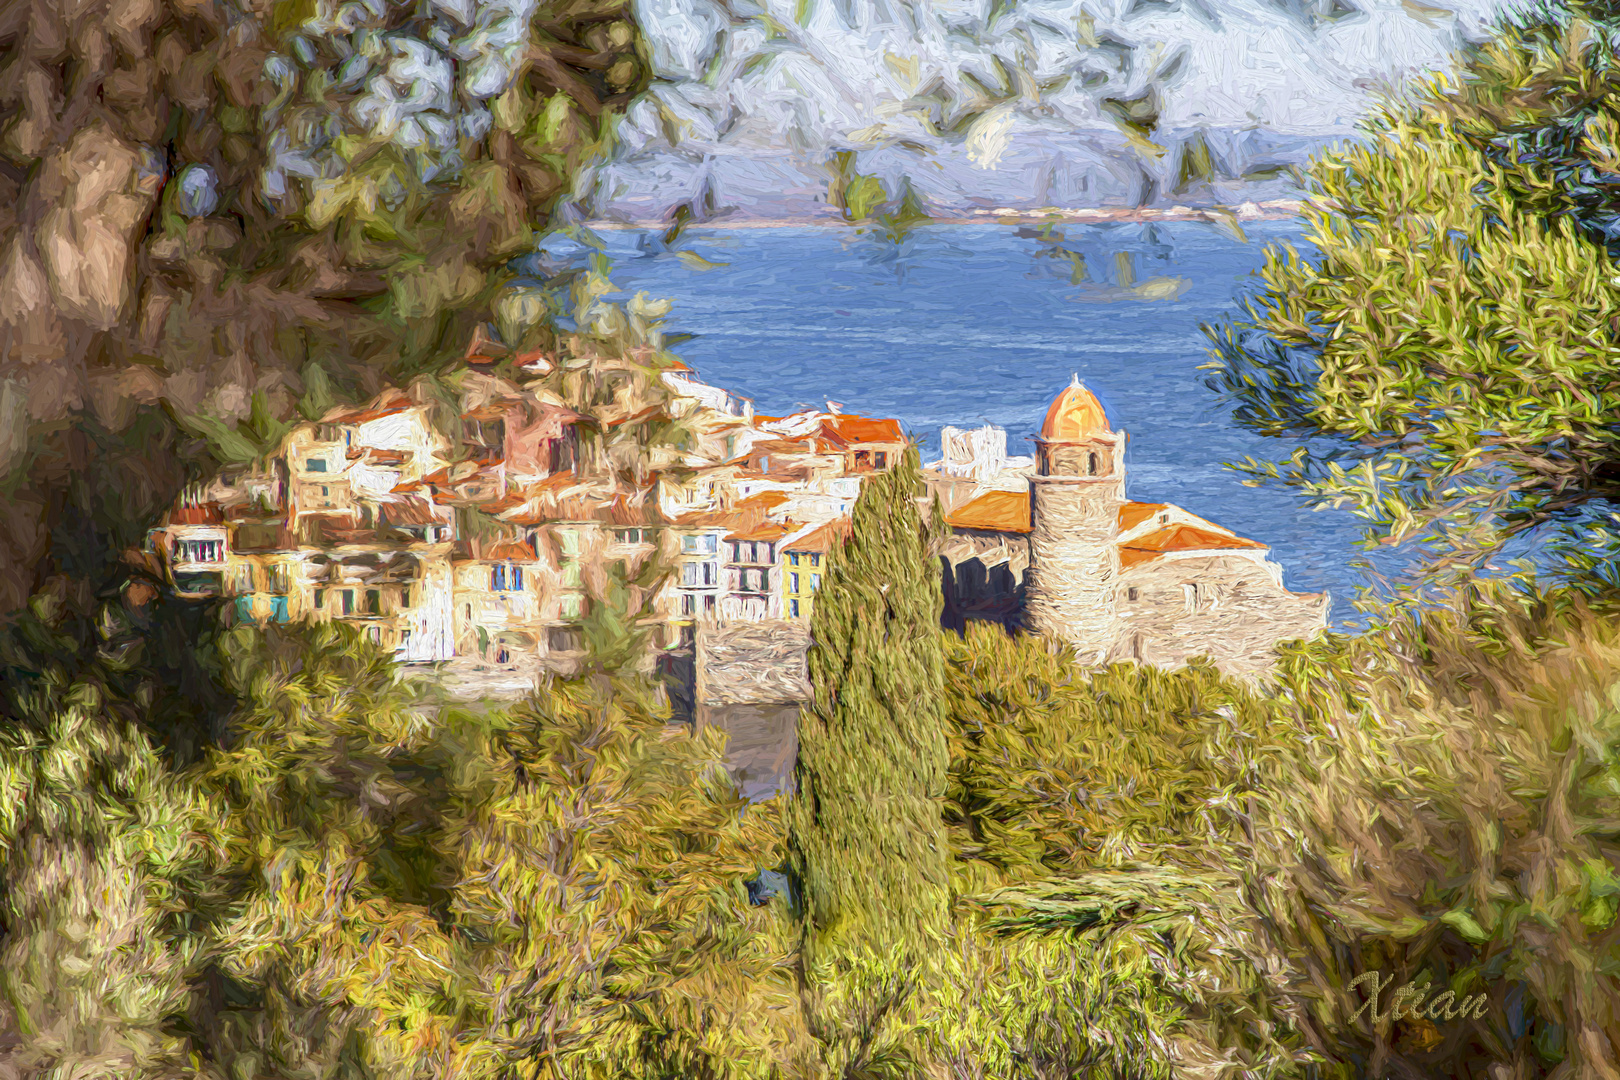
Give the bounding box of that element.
[342,590,355,615]
[366,589,381,615]
[810,553,821,568]
[559,594,583,619]
[321,486,330,496]
[400,587,411,609]
[315,589,325,610]
[307,458,327,473]
[267,563,291,594]
[730,542,742,563]
[495,646,510,665]
[561,560,581,588]
[616,528,644,545]
[681,562,716,587]
[811,574,821,592]
[681,593,697,616]
[1126,587,1139,602]
[789,553,800,567]
[790,599,800,618]
[703,594,715,614]
[1159,512,1170,525]
[227,564,254,594]
[874,451,887,469]
[365,626,381,644]
[492,564,523,591]
[1087,452,1099,475]
[764,543,774,563]
[558,529,581,558]
[400,628,412,645]
[682,533,717,554]
[855,450,870,467]
[725,435,737,460]
[790,572,800,594]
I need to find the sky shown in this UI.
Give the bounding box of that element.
[591,0,1524,217]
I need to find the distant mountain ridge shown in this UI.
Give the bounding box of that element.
[592,0,1515,219]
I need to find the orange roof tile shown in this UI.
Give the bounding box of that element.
[737,492,791,511]
[1040,375,1111,442]
[1118,502,1169,532]
[673,509,742,529]
[484,541,537,562]
[726,522,790,542]
[322,390,413,425]
[1118,524,1266,568]
[169,502,225,526]
[462,403,513,421]
[784,519,852,553]
[945,490,1032,534]
[347,447,410,465]
[824,414,905,445]
[606,405,671,428]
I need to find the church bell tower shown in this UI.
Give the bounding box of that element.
[1024,375,1126,662]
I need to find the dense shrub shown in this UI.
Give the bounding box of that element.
[1242,592,1620,1080]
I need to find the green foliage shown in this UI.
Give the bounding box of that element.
[1201,3,1620,593]
[943,624,1291,889]
[790,446,951,959]
[194,621,783,1080]
[788,445,952,1072]
[1240,590,1620,1080]
[934,869,1314,1080]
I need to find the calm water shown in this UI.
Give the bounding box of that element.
[591,219,1388,624]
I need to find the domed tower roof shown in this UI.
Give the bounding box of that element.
[1039,374,1112,442]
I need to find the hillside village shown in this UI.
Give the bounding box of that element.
[148,338,1326,680]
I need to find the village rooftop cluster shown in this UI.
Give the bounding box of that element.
[149,338,1327,677]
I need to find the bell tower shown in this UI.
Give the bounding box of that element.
[1024,375,1126,662]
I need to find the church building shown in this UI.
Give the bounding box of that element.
[936,377,1330,676]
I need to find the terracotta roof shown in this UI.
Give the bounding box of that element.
[169,503,225,526]
[392,480,424,493]
[945,490,1032,534]
[673,509,742,529]
[823,414,905,445]
[1118,524,1266,569]
[347,448,410,465]
[664,359,692,372]
[736,492,791,512]
[785,519,852,553]
[321,390,413,425]
[1040,375,1111,442]
[462,403,513,422]
[479,492,525,514]
[606,405,671,428]
[726,522,789,542]
[1118,502,1169,532]
[483,541,537,562]
[381,497,441,527]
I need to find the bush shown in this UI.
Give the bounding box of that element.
[1242,592,1620,1080]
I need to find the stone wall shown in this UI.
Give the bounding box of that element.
[694,619,812,704]
[1111,554,1329,677]
[689,619,811,800]
[1025,473,1125,662]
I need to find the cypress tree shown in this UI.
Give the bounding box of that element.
[787,444,950,1069]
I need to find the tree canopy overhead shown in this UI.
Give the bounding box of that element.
[1202,0,1620,596]
[0,0,652,612]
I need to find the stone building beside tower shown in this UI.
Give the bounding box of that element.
[935,377,1329,676]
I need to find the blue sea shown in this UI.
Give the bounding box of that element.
[586,219,1392,624]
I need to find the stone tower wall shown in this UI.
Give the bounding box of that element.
[1025,472,1125,660]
